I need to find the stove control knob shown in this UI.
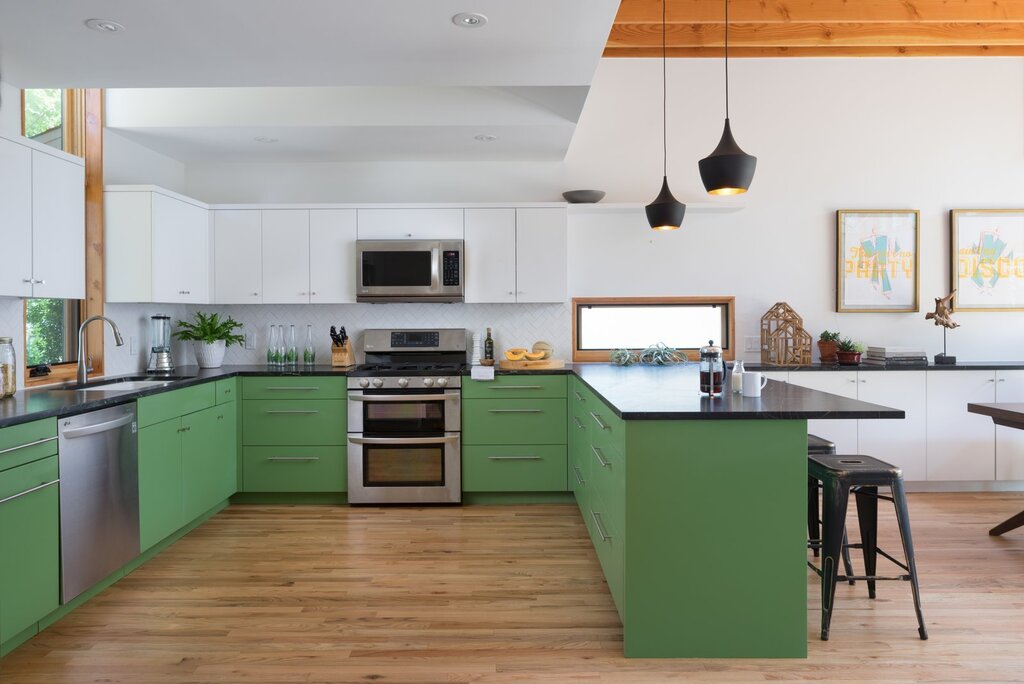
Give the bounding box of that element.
[397,378,409,388]
[423,378,435,387]
[358,378,370,389]
[436,377,449,387]
[372,378,384,388]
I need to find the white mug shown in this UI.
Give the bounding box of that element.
[742,371,768,398]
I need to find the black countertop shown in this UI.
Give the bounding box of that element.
[0,362,903,430]
[744,361,1024,372]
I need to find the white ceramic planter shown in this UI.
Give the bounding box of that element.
[193,340,226,369]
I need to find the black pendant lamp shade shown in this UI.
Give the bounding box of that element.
[646,0,684,231]
[699,118,756,196]
[699,0,756,196]
[646,176,686,231]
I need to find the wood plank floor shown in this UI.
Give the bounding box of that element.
[2,493,1024,683]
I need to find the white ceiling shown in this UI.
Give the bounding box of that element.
[0,0,618,162]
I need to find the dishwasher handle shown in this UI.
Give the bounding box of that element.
[61,413,135,440]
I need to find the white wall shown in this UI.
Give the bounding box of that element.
[0,78,20,136]
[183,57,1024,362]
[104,129,186,192]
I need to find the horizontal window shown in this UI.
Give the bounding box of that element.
[572,297,734,363]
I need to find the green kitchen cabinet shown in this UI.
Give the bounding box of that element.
[241,446,345,492]
[241,376,346,400]
[241,400,346,446]
[462,445,567,492]
[138,419,184,552]
[0,455,60,644]
[215,378,238,405]
[462,398,567,446]
[0,418,57,472]
[181,404,237,523]
[462,374,567,399]
[137,383,215,428]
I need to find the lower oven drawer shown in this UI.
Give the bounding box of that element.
[241,446,346,492]
[462,445,567,492]
[242,400,347,446]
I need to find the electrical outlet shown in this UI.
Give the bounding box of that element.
[129,336,137,356]
[744,336,760,353]
[245,333,256,350]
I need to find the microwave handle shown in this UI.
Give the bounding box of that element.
[431,246,440,290]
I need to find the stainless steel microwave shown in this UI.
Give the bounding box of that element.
[356,240,464,303]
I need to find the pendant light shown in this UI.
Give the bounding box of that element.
[698,0,756,196]
[645,0,685,231]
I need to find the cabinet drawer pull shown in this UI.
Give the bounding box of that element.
[266,456,320,462]
[265,386,320,391]
[224,388,232,393]
[488,385,542,390]
[265,410,320,415]
[0,479,59,506]
[574,391,584,402]
[34,279,45,285]
[572,416,584,430]
[487,409,542,414]
[591,445,610,468]
[572,465,585,487]
[487,455,541,461]
[22,278,32,283]
[0,435,57,455]
[177,426,191,433]
[591,511,611,542]
[590,411,609,430]
[216,415,224,420]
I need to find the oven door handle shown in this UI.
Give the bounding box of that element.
[348,394,454,402]
[348,435,459,445]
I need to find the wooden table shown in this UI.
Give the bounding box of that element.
[967,402,1024,535]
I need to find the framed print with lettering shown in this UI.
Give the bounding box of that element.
[836,210,920,313]
[951,209,1024,311]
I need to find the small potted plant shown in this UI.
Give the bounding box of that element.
[173,312,245,369]
[835,338,864,366]
[818,330,841,365]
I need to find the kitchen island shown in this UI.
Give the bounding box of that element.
[554,365,903,658]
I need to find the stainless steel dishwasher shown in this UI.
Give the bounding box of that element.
[58,402,140,603]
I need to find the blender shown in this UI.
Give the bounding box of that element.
[147,315,175,373]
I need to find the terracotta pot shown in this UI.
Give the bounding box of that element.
[817,340,838,364]
[836,350,862,366]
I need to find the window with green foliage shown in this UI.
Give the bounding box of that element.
[23,88,63,147]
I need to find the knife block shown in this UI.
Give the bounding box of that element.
[331,340,355,368]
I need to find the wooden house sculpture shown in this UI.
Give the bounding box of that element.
[760,302,813,366]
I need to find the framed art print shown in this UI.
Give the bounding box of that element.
[951,209,1024,311]
[836,210,920,312]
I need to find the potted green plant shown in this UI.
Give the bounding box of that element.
[173,312,245,369]
[818,330,841,365]
[835,338,864,366]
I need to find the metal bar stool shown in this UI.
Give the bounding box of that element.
[807,435,854,585]
[807,453,927,641]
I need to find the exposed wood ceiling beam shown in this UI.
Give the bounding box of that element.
[607,0,1024,57]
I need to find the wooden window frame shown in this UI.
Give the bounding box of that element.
[22,88,104,387]
[571,296,736,363]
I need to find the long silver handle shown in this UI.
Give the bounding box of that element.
[265,410,319,414]
[590,411,609,430]
[487,455,541,461]
[266,456,320,462]
[591,511,611,542]
[591,445,610,468]
[0,435,57,455]
[488,409,542,414]
[572,416,584,430]
[348,435,459,445]
[489,385,542,390]
[61,413,134,439]
[572,465,585,486]
[265,386,320,391]
[574,391,584,401]
[0,479,59,505]
[349,394,452,402]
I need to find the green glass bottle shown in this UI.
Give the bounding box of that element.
[484,328,494,360]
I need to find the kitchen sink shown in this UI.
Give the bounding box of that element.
[50,376,184,394]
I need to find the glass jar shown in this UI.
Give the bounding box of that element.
[731,359,745,394]
[0,337,16,398]
[699,339,725,397]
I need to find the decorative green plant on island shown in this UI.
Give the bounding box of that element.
[837,338,864,353]
[819,330,841,343]
[173,312,245,346]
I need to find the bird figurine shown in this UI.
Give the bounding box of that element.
[925,291,959,329]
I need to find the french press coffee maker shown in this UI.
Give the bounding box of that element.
[699,340,726,397]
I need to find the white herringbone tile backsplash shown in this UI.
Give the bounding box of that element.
[104,302,570,375]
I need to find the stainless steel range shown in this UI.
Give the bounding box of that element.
[347,329,466,504]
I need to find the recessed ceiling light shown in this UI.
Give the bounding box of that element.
[452,12,487,28]
[253,136,279,143]
[474,134,498,142]
[84,18,125,33]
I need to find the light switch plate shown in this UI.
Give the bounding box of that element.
[744,336,760,352]
[245,333,256,350]
[129,336,137,356]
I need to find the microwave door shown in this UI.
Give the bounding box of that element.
[360,245,437,294]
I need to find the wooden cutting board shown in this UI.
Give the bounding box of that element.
[498,358,566,370]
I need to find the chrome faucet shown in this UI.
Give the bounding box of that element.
[77,316,125,385]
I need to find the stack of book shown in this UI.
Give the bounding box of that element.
[863,346,928,367]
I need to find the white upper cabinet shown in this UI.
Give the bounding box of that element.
[926,370,996,481]
[106,186,209,304]
[356,208,463,240]
[213,210,262,304]
[995,370,1024,481]
[0,134,84,299]
[262,210,310,304]
[515,208,567,303]
[465,209,516,303]
[857,371,927,481]
[309,209,357,304]
[0,137,34,298]
[787,371,859,456]
[151,192,209,303]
